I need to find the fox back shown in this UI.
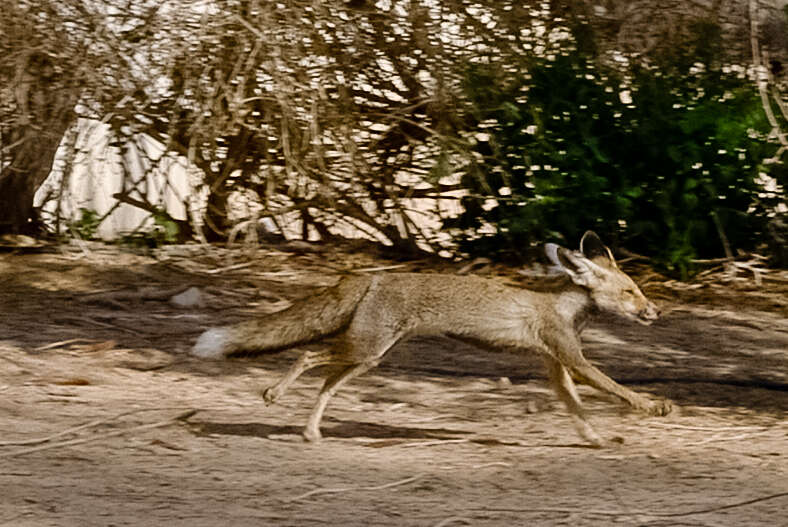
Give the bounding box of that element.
[193,231,657,360]
[333,260,656,362]
[340,231,657,359]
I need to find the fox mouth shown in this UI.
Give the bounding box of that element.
[635,308,660,325]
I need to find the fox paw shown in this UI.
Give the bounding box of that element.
[647,398,673,416]
[574,419,607,448]
[302,427,322,443]
[261,387,279,404]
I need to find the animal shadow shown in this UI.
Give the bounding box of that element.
[189,419,469,441]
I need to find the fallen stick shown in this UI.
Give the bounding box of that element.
[80,285,193,304]
[285,473,424,503]
[646,422,771,432]
[474,491,788,518]
[0,407,196,447]
[684,429,776,446]
[34,338,99,352]
[204,262,254,275]
[0,410,197,458]
[352,264,410,273]
[51,315,140,336]
[402,438,470,448]
[470,461,512,470]
[433,516,473,527]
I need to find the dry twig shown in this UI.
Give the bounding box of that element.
[80,285,193,304]
[474,491,788,519]
[352,263,410,273]
[402,439,471,448]
[34,338,99,351]
[204,261,255,275]
[433,517,473,527]
[0,407,197,447]
[285,473,424,503]
[646,422,770,432]
[684,429,777,446]
[0,410,197,458]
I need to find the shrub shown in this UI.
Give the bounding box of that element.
[69,208,101,240]
[447,51,782,277]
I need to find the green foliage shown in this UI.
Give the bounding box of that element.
[118,210,180,248]
[448,51,782,277]
[69,208,102,240]
[153,211,180,244]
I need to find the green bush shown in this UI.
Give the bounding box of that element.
[446,52,783,277]
[118,210,181,248]
[69,208,102,240]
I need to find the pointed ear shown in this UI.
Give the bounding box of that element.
[545,243,594,286]
[580,231,616,268]
[545,243,568,270]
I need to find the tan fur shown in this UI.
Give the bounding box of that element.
[213,277,372,357]
[192,232,672,446]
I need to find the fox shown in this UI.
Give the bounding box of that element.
[191,231,672,446]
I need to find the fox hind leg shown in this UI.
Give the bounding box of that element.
[261,349,335,404]
[302,360,379,442]
[301,332,404,442]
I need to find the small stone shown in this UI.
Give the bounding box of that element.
[170,287,204,308]
[497,376,512,388]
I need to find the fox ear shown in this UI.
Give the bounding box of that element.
[545,243,594,286]
[580,231,616,267]
[545,243,567,269]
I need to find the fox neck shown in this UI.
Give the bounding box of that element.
[554,284,596,331]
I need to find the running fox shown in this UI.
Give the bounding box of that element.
[192,232,672,446]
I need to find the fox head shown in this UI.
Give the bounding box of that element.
[545,231,660,325]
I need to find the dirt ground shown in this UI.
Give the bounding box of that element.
[1,242,786,527]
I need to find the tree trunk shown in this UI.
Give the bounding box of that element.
[203,185,231,242]
[0,51,76,235]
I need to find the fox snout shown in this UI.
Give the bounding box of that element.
[637,302,660,324]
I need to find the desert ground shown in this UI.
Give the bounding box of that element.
[1,241,786,526]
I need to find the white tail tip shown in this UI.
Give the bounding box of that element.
[191,328,231,359]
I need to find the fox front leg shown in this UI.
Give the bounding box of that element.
[548,334,673,419]
[569,360,673,416]
[543,356,606,447]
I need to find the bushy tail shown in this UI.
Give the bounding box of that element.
[191,276,372,359]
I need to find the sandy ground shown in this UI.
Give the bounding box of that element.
[1,243,786,527]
